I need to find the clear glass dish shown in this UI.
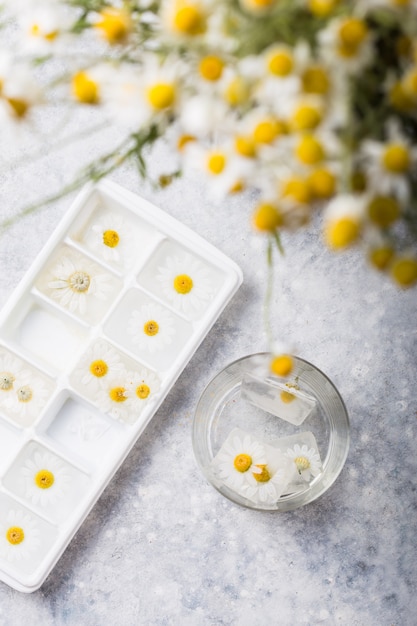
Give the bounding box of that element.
[192,353,350,511]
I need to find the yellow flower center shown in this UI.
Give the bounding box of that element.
[35,469,55,489]
[109,386,128,402]
[199,55,224,81]
[136,384,150,399]
[7,98,29,119]
[0,372,15,391]
[295,135,325,165]
[233,453,252,472]
[144,320,159,336]
[253,464,271,482]
[301,66,330,95]
[177,134,196,151]
[389,81,415,113]
[229,179,245,193]
[282,177,311,204]
[339,18,368,49]
[234,135,256,158]
[147,83,176,110]
[267,50,294,77]
[96,8,132,44]
[173,274,193,294]
[224,77,250,106]
[368,196,400,227]
[89,359,108,378]
[280,390,296,403]
[173,5,206,35]
[307,168,336,199]
[17,385,33,403]
[308,0,339,17]
[403,68,417,98]
[68,270,91,293]
[253,119,284,144]
[368,246,394,271]
[390,257,417,288]
[295,456,310,473]
[270,354,293,377]
[6,527,25,545]
[103,229,120,248]
[72,72,99,105]
[252,203,283,232]
[325,217,360,249]
[291,104,322,132]
[382,144,410,173]
[207,152,226,175]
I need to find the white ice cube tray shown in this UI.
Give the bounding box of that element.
[0,179,243,592]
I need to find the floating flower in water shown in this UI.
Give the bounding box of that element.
[85,213,134,264]
[157,253,213,315]
[212,430,267,492]
[20,451,71,507]
[0,509,40,562]
[73,340,124,392]
[96,372,134,423]
[47,253,112,316]
[127,303,175,353]
[285,443,322,481]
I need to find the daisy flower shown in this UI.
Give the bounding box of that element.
[360,121,417,202]
[18,3,73,55]
[285,443,322,481]
[244,453,290,505]
[96,372,135,424]
[72,340,124,393]
[157,252,213,315]
[5,370,50,426]
[318,16,373,74]
[212,430,267,493]
[46,252,112,317]
[127,303,176,354]
[0,350,27,394]
[71,63,115,106]
[84,212,135,264]
[20,450,71,507]
[0,54,41,126]
[160,0,209,38]
[0,509,40,562]
[322,193,366,250]
[126,368,161,407]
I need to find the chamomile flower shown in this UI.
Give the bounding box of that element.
[20,451,71,507]
[18,4,73,54]
[5,371,50,426]
[160,0,209,38]
[239,0,278,14]
[244,453,290,504]
[93,6,133,45]
[85,213,134,264]
[212,430,267,493]
[71,64,114,106]
[0,57,41,125]
[319,16,373,74]
[285,443,322,481]
[47,253,112,317]
[0,509,40,562]
[73,340,124,392]
[178,95,229,138]
[157,253,213,315]
[256,44,301,107]
[360,122,417,202]
[0,350,26,394]
[127,303,175,353]
[323,193,366,250]
[126,368,161,407]
[96,372,134,423]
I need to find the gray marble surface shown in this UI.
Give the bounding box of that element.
[0,116,416,626]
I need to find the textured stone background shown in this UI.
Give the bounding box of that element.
[0,108,416,625]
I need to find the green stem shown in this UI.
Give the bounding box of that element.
[263,237,275,350]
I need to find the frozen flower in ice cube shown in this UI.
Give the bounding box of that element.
[0,509,40,562]
[157,252,213,314]
[126,368,161,404]
[212,430,267,492]
[127,303,175,353]
[244,454,290,504]
[21,451,71,507]
[285,443,322,481]
[73,340,124,392]
[5,370,50,426]
[0,350,28,393]
[85,213,134,263]
[47,254,112,316]
[96,372,135,423]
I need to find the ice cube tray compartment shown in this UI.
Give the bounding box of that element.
[0,179,243,592]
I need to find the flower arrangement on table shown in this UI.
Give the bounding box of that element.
[1,0,417,376]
